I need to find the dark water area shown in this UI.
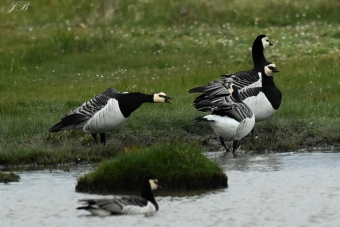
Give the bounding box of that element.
[1,152,340,227]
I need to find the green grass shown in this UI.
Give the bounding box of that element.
[0,0,340,165]
[76,143,228,192]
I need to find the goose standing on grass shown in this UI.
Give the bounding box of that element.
[49,88,172,145]
[190,62,281,125]
[239,62,281,122]
[77,177,160,216]
[66,87,121,143]
[220,34,273,90]
[189,84,255,154]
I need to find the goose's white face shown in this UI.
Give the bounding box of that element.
[264,63,279,76]
[149,179,159,190]
[261,36,272,48]
[153,92,172,103]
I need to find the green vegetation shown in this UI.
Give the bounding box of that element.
[76,143,228,192]
[0,171,20,183]
[0,0,340,165]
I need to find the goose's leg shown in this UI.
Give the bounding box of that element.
[232,140,240,154]
[100,133,106,146]
[219,136,230,152]
[91,133,98,144]
[251,127,255,138]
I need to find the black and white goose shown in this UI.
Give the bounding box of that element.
[77,177,160,216]
[190,62,281,123]
[49,88,172,145]
[189,84,255,154]
[239,62,281,122]
[220,34,273,90]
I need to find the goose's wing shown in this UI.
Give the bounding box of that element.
[189,80,231,97]
[71,88,120,111]
[78,196,148,214]
[49,94,112,132]
[193,93,251,122]
[220,70,261,89]
[78,198,123,214]
[190,80,233,112]
[210,96,253,121]
[101,87,121,98]
[239,87,263,100]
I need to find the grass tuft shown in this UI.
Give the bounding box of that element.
[76,143,228,192]
[0,171,20,183]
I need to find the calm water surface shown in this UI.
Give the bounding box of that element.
[1,152,340,227]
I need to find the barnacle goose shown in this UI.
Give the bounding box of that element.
[49,88,172,145]
[189,62,281,123]
[189,84,255,154]
[77,177,160,216]
[240,62,281,122]
[220,34,273,90]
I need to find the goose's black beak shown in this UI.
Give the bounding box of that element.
[272,67,279,73]
[269,41,274,46]
[165,96,172,104]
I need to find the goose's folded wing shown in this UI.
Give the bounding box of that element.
[78,199,123,213]
[50,94,112,132]
[117,196,148,207]
[101,87,121,98]
[66,94,112,117]
[220,70,261,89]
[208,96,253,122]
[239,87,263,100]
[80,196,148,213]
[189,80,232,98]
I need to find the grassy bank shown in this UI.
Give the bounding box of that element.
[76,143,228,192]
[0,0,340,165]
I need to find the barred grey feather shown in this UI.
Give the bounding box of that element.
[220,70,260,89]
[101,87,121,98]
[239,87,262,100]
[193,94,252,122]
[79,196,148,214]
[66,94,111,118]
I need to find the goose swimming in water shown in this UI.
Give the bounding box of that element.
[77,177,160,216]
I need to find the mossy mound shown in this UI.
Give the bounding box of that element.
[76,143,228,193]
[0,171,20,183]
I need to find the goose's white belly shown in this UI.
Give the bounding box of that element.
[236,116,255,140]
[83,99,127,133]
[205,114,254,140]
[243,92,276,122]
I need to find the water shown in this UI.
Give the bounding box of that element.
[1,152,340,227]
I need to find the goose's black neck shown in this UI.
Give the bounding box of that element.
[116,93,153,118]
[261,73,282,110]
[252,40,267,72]
[261,73,276,87]
[140,181,159,211]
